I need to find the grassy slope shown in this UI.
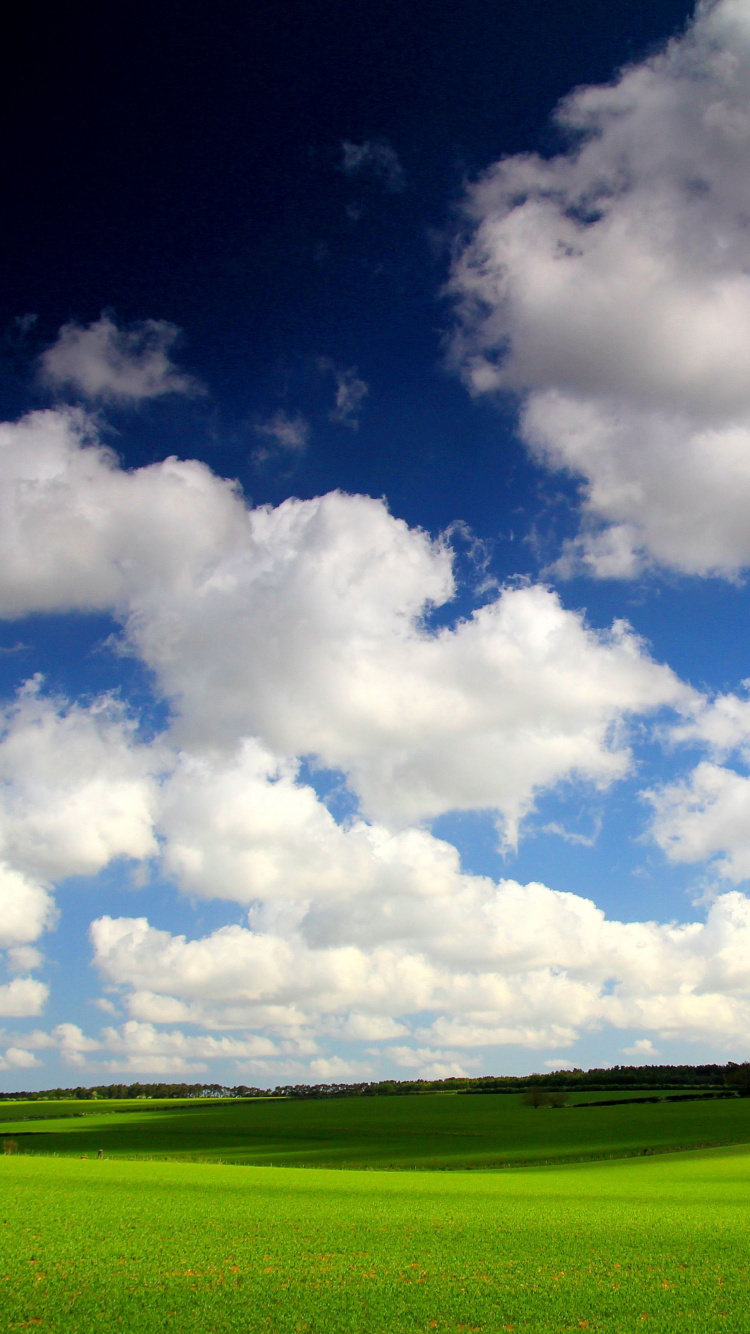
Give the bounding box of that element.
[2,1147,749,1332]
[2,1091,749,1168]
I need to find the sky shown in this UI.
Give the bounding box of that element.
[7,0,750,1088]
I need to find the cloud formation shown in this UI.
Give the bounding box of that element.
[450,0,750,576]
[40,315,203,403]
[0,678,159,882]
[1,403,746,1075]
[253,410,310,464]
[341,139,405,192]
[0,409,686,839]
[0,977,48,1019]
[82,884,750,1071]
[327,364,369,428]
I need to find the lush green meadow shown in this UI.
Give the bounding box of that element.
[1,1090,749,1169]
[3,1093,749,1331]
[2,1146,749,1332]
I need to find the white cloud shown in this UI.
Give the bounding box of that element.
[0,977,48,1018]
[6,946,43,973]
[669,686,750,757]
[92,1020,277,1075]
[647,761,750,880]
[643,687,750,881]
[87,886,750,1052]
[0,678,159,882]
[308,1055,372,1080]
[0,409,248,619]
[390,1047,479,1078]
[51,1022,100,1066]
[0,410,686,841]
[39,315,203,403]
[341,139,405,192]
[8,1017,282,1078]
[622,1038,659,1058]
[328,1014,408,1041]
[330,366,369,428]
[0,865,54,949]
[0,405,739,1066]
[450,0,750,577]
[253,410,310,463]
[1,1047,41,1069]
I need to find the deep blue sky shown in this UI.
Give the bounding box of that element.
[6,0,750,1090]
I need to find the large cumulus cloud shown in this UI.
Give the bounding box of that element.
[0,401,743,1075]
[450,0,750,577]
[80,886,750,1075]
[0,408,685,838]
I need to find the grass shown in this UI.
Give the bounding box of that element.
[2,1145,750,1332]
[1,1090,749,1169]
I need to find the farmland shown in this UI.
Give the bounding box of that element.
[2,1091,750,1331]
[1,1088,749,1169]
[2,1146,750,1332]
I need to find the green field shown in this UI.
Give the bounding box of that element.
[3,1092,750,1331]
[2,1147,750,1332]
[1,1089,748,1169]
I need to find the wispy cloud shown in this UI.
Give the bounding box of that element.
[40,314,204,404]
[341,139,405,192]
[317,360,369,429]
[253,410,311,464]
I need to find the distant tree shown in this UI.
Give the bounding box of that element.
[725,1063,750,1096]
[522,1088,551,1109]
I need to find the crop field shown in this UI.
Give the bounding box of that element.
[1,1089,749,1168]
[3,1093,749,1331]
[2,1146,750,1332]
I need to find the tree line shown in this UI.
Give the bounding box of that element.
[3,1063,750,1102]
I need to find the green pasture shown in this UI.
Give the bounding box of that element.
[1,1089,748,1169]
[2,1146,750,1332]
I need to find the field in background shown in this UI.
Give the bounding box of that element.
[2,1147,749,1332]
[1,1089,748,1169]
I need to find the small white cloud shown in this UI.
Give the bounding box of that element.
[309,1055,372,1080]
[51,1022,100,1066]
[622,1038,660,1058]
[329,1013,409,1041]
[38,1018,279,1077]
[0,865,54,950]
[39,315,203,403]
[253,410,310,464]
[0,977,48,1018]
[341,139,405,192]
[390,1047,479,1079]
[544,1058,575,1069]
[647,761,750,881]
[255,410,309,453]
[0,678,160,884]
[669,688,750,760]
[5,946,43,973]
[326,364,369,429]
[12,314,37,339]
[2,1046,41,1069]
